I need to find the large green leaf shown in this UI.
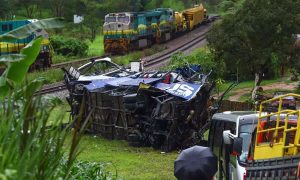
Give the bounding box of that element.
[0,18,64,41]
[0,77,9,98]
[5,37,43,84]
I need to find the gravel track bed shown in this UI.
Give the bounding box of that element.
[43,90,68,100]
[144,23,212,71]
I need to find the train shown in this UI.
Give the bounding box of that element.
[0,19,53,71]
[103,4,208,54]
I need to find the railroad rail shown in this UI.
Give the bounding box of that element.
[36,82,66,95]
[143,28,210,69]
[51,56,104,69]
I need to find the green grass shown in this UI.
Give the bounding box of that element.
[77,136,178,179]
[27,68,63,84]
[88,35,104,56]
[52,54,80,64]
[113,44,167,65]
[48,100,70,125]
[113,51,144,65]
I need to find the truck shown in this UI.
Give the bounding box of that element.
[208,93,300,179]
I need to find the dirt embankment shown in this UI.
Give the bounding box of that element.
[228,82,298,101]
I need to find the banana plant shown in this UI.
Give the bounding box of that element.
[0,18,64,98]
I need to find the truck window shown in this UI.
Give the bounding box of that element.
[238,123,256,165]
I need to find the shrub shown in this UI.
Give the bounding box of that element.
[50,35,88,57]
[169,48,225,78]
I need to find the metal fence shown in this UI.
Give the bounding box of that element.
[219,100,254,112]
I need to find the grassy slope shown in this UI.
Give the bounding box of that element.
[77,136,178,180]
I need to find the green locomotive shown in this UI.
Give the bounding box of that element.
[103,4,207,54]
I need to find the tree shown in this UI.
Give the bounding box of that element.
[0,0,13,20]
[207,0,300,99]
[48,0,66,17]
[80,0,106,40]
[14,0,39,18]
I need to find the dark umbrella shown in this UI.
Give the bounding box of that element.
[174,146,218,180]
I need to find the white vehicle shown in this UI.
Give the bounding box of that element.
[208,111,258,180]
[209,110,299,180]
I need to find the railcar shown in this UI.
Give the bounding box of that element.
[103,4,208,54]
[182,4,207,30]
[0,20,53,71]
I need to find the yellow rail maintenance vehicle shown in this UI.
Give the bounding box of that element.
[246,93,300,179]
[209,93,299,179]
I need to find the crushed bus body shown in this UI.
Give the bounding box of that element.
[63,57,215,151]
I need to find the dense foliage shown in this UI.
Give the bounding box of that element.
[207,0,300,98]
[169,48,225,79]
[0,19,116,179]
[50,35,88,57]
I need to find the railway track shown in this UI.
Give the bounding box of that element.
[51,56,104,69]
[143,28,210,69]
[36,82,67,95]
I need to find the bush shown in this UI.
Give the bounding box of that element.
[169,48,225,78]
[50,35,88,57]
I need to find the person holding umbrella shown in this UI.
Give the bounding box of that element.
[174,146,218,180]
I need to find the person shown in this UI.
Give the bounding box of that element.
[139,58,145,71]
